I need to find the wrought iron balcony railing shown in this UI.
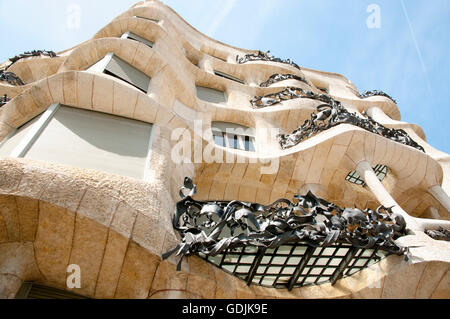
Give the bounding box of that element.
[0,70,24,86]
[360,90,397,104]
[0,94,10,107]
[163,178,408,290]
[236,51,301,70]
[259,74,308,88]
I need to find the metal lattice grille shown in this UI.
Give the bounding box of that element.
[346,164,388,186]
[200,243,389,290]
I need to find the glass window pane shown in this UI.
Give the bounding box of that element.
[227,134,239,150]
[244,135,255,152]
[24,106,152,179]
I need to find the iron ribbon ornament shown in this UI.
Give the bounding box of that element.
[164,177,408,283]
[259,73,308,87]
[0,94,10,107]
[425,227,450,242]
[248,86,424,152]
[8,50,57,65]
[359,90,397,104]
[236,51,301,70]
[0,70,24,86]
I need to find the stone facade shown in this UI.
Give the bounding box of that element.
[0,0,449,299]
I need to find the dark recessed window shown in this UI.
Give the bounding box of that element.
[214,70,244,84]
[15,282,90,299]
[346,164,388,186]
[123,31,154,48]
[133,16,159,23]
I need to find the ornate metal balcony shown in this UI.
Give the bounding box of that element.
[426,227,450,241]
[260,74,308,87]
[270,89,425,152]
[0,94,10,107]
[163,178,408,289]
[250,86,336,108]
[359,90,397,104]
[236,51,300,70]
[8,50,57,65]
[0,70,24,86]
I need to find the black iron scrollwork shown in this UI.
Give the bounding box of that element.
[360,90,397,104]
[0,70,24,86]
[8,50,57,65]
[163,177,407,270]
[251,86,332,108]
[277,95,425,152]
[0,50,56,86]
[251,86,424,152]
[0,94,10,107]
[236,51,301,70]
[425,227,450,241]
[260,73,308,87]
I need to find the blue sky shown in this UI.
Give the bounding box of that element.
[1,0,449,153]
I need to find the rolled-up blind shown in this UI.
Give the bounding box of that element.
[196,86,227,104]
[24,105,153,179]
[105,55,150,93]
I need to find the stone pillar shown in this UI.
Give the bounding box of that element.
[428,185,450,213]
[355,160,420,230]
[356,161,450,232]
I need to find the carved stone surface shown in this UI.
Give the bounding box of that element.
[425,227,450,241]
[236,51,300,70]
[163,177,407,270]
[260,73,307,87]
[0,94,10,107]
[0,70,25,86]
[360,90,397,104]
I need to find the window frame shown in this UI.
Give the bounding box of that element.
[211,122,256,152]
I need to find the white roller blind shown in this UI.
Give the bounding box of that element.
[196,86,227,104]
[24,106,152,179]
[0,116,40,158]
[105,55,150,93]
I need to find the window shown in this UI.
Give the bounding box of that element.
[0,104,153,179]
[88,53,151,93]
[202,243,389,289]
[196,86,227,104]
[122,31,154,48]
[133,16,159,23]
[214,70,244,84]
[15,282,89,299]
[346,164,388,186]
[211,121,255,152]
